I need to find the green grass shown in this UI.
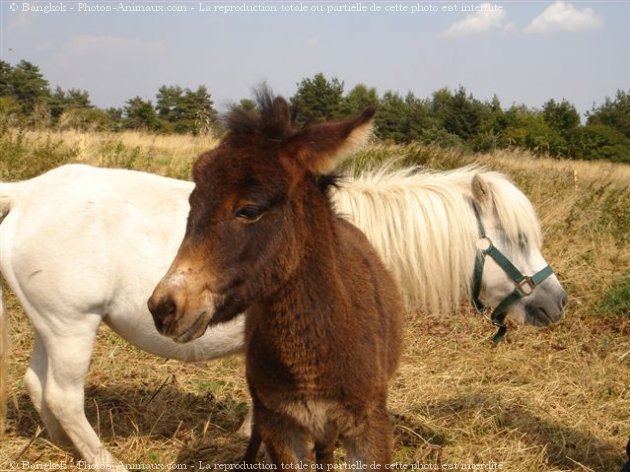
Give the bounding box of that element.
[600,273,630,317]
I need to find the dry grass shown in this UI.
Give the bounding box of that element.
[1,131,629,471]
[0,128,218,181]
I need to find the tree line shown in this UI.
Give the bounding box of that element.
[0,60,218,135]
[1,60,628,163]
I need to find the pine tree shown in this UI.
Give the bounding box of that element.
[375,91,408,143]
[291,73,344,124]
[9,60,51,115]
[124,97,161,131]
[339,84,379,117]
[586,90,630,138]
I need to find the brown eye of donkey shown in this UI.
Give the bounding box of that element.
[235,205,265,221]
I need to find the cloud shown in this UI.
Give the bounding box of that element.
[442,3,507,37]
[525,1,603,33]
[306,36,320,47]
[7,11,34,30]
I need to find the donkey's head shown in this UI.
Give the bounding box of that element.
[148,90,374,343]
[470,173,567,328]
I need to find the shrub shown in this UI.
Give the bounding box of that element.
[0,125,79,180]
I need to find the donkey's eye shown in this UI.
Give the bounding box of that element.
[235,205,266,222]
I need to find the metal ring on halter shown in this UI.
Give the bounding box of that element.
[475,237,492,252]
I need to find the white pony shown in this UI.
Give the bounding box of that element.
[0,164,566,467]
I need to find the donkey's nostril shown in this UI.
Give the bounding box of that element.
[162,298,177,317]
[148,295,178,333]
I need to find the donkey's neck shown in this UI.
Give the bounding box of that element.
[244,254,352,397]
[244,213,350,352]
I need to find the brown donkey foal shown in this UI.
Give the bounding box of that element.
[148,90,403,466]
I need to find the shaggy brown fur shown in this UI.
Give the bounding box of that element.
[148,88,404,466]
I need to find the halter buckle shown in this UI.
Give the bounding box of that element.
[475,237,492,252]
[515,276,535,297]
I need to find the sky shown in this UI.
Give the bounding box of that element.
[1,0,629,116]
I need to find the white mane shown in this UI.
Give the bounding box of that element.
[332,165,543,313]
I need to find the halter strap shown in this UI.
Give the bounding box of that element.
[471,204,554,343]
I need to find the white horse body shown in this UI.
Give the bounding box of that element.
[0,165,244,363]
[0,166,245,465]
[0,164,566,466]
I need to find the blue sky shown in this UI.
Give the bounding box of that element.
[1,1,629,116]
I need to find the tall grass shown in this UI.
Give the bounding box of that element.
[0,127,218,181]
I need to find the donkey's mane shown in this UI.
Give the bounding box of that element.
[225,88,343,196]
[226,87,295,141]
[333,165,543,313]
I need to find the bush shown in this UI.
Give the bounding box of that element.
[0,125,79,180]
[58,108,113,131]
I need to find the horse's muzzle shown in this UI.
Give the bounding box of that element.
[524,287,568,327]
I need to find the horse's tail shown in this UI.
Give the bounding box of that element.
[0,180,21,436]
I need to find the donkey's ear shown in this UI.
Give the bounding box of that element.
[472,174,492,209]
[285,108,375,174]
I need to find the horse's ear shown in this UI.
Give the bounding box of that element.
[472,174,492,210]
[284,108,375,174]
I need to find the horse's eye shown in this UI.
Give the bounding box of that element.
[235,205,265,222]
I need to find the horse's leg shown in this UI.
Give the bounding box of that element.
[24,332,71,445]
[39,312,119,468]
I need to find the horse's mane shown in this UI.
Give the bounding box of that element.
[333,165,543,313]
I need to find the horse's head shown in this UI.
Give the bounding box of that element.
[470,173,567,328]
[148,89,375,343]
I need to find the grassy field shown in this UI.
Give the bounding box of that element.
[0,128,629,471]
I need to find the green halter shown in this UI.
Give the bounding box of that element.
[471,204,554,343]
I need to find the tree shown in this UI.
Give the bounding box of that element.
[291,73,344,124]
[587,90,630,138]
[156,85,184,122]
[501,104,567,156]
[542,99,580,137]
[155,85,217,134]
[470,94,504,152]
[239,98,257,112]
[9,60,50,115]
[573,124,630,163]
[404,92,434,142]
[188,85,218,135]
[50,86,92,121]
[0,60,13,97]
[123,97,161,131]
[432,86,486,143]
[106,107,124,131]
[375,91,408,143]
[377,90,447,145]
[339,84,379,117]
